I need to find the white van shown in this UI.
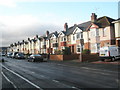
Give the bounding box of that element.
[99,45,120,61]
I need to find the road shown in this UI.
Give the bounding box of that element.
[1,57,119,90]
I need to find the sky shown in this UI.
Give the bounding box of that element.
[0,0,119,47]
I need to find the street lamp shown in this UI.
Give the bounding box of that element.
[80,32,84,62]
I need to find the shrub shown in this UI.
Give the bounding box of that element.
[82,49,91,54]
[62,47,71,55]
[54,50,63,55]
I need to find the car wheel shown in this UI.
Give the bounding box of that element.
[111,57,115,61]
[101,59,104,61]
[32,59,35,62]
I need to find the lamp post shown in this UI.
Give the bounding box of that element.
[80,32,84,62]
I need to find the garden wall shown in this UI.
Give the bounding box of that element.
[50,54,99,62]
[50,54,79,61]
[81,54,100,62]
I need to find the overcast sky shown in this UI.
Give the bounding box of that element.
[0,0,119,47]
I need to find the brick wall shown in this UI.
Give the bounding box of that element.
[81,54,100,62]
[50,54,79,61]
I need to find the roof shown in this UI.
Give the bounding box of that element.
[66,25,77,35]
[112,18,120,23]
[64,21,91,36]
[78,21,91,31]
[96,16,115,28]
[65,16,115,36]
[47,31,58,39]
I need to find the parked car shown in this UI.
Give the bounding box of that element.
[28,54,43,62]
[1,53,6,56]
[11,52,18,58]
[99,45,120,61]
[7,53,12,58]
[15,53,25,59]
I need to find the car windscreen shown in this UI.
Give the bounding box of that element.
[31,54,41,57]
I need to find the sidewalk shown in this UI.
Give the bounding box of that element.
[92,61,120,65]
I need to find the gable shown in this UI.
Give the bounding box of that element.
[51,34,56,38]
[87,23,99,30]
[58,32,65,37]
[73,27,83,34]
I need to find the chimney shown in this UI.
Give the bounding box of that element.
[36,35,38,38]
[64,23,68,32]
[91,13,97,23]
[46,31,49,37]
[28,38,30,41]
[74,24,77,26]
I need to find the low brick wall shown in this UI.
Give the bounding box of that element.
[50,54,79,61]
[50,55,63,61]
[81,54,100,62]
[50,54,99,62]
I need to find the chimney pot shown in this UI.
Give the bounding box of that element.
[91,13,97,23]
[46,31,49,37]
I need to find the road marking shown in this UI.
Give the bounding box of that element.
[1,71,17,89]
[52,79,80,90]
[31,72,35,74]
[2,65,43,90]
[71,86,81,90]
[52,80,59,83]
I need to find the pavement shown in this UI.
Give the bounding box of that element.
[1,57,120,90]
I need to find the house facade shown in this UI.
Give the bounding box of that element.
[9,13,117,55]
[113,19,120,47]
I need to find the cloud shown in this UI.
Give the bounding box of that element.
[0,14,63,47]
[0,0,16,7]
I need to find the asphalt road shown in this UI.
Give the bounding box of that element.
[1,57,120,90]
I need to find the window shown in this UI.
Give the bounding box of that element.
[97,43,100,52]
[81,32,83,38]
[103,28,107,37]
[90,30,95,37]
[73,35,75,40]
[77,45,80,52]
[64,37,66,41]
[90,29,99,37]
[61,37,66,42]
[76,33,80,39]
[61,37,64,41]
[96,29,99,36]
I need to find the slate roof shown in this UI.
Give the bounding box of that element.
[47,31,58,39]
[65,16,115,36]
[78,21,91,31]
[66,25,77,36]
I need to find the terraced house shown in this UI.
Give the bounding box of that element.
[9,13,117,55]
[113,18,120,47]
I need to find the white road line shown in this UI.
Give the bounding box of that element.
[52,80,59,83]
[1,71,17,89]
[2,65,43,90]
[52,79,80,90]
